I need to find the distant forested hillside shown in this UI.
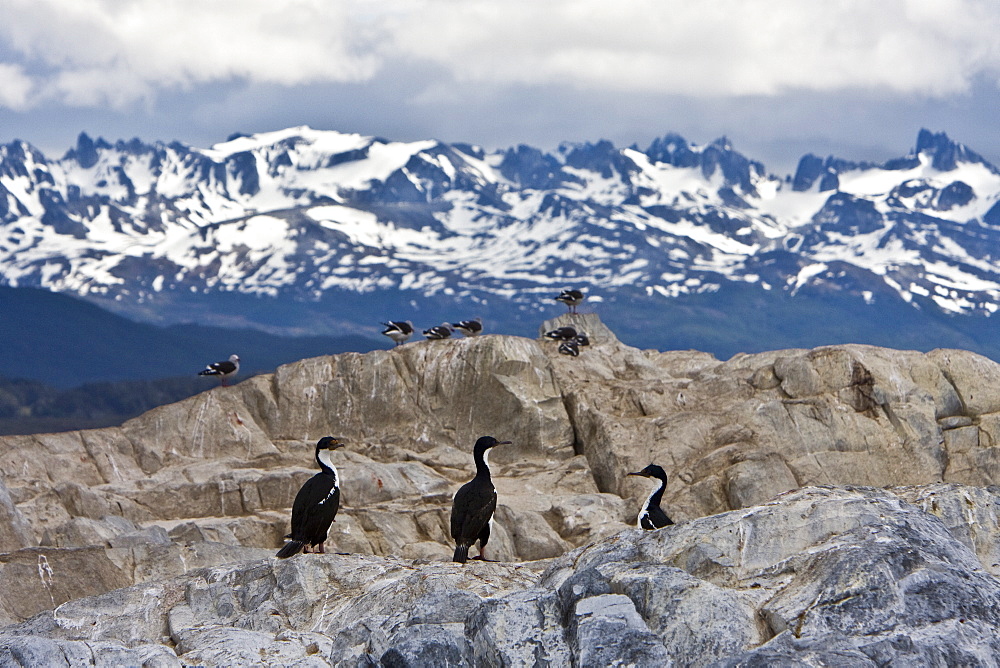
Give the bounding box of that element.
[0,374,215,435]
[0,286,380,388]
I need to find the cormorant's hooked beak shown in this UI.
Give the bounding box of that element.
[497,440,513,446]
[627,471,646,478]
[319,437,346,450]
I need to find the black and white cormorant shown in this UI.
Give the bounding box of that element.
[450,436,511,563]
[627,464,674,530]
[453,318,484,337]
[544,326,578,341]
[276,436,346,558]
[198,354,240,386]
[555,289,585,313]
[424,323,454,340]
[382,321,414,346]
[575,332,590,347]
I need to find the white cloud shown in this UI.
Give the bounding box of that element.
[0,64,33,109]
[2,0,383,108]
[2,0,1000,110]
[390,0,1000,96]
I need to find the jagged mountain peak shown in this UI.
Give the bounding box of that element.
[708,135,734,151]
[793,129,1000,193]
[63,132,108,167]
[3,125,1000,342]
[791,154,868,192]
[913,128,996,173]
[645,133,701,168]
[498,144,564,190]
[640,132,766,196]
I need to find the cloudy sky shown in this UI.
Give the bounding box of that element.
[1,0,999,174]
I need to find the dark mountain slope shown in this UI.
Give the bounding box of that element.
[0,286,379,388]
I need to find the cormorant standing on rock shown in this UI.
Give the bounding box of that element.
[451,436,511,563]
[555,289,585,313]
[198,354,240,386]
[277,436,346,558]
[627,464,674,530]
[381,321,414,346]
[453,318,484,337]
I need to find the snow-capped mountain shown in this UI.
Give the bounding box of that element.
[2,126,1000,350]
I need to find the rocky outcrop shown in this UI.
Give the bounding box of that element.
[0,328,620,624]
[4,485,1000,665]
[546,314,1000,521]
[3,314,1000,663]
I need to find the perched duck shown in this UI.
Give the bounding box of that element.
[558,339,580,356]
[453,318,484,337]
[451,436,511,563]
[276,436,346,558]
[424,323,455,340]
[198,354,240,386]
[544,326,578,341]
[627,464,674,530]
[381,321,414,346]
[575,332,590,347]
[555,289,585,313]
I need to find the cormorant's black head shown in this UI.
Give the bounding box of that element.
[317,436,346,451]
[314,437,346,476]
[474,436,512,451]
[628,464,667,481]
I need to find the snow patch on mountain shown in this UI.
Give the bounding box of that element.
[3,126,1000,328]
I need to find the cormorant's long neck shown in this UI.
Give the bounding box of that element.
[317,448,340,486]
[646,475,666,509]
[473,446,492,479]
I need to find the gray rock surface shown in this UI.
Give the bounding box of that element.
[1,486,999,665]
[542,316,1000,524]
[3,315,1000,663]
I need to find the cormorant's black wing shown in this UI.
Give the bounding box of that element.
[648,505,673,529]
[289,473,340,545]
[450,479,497,545]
